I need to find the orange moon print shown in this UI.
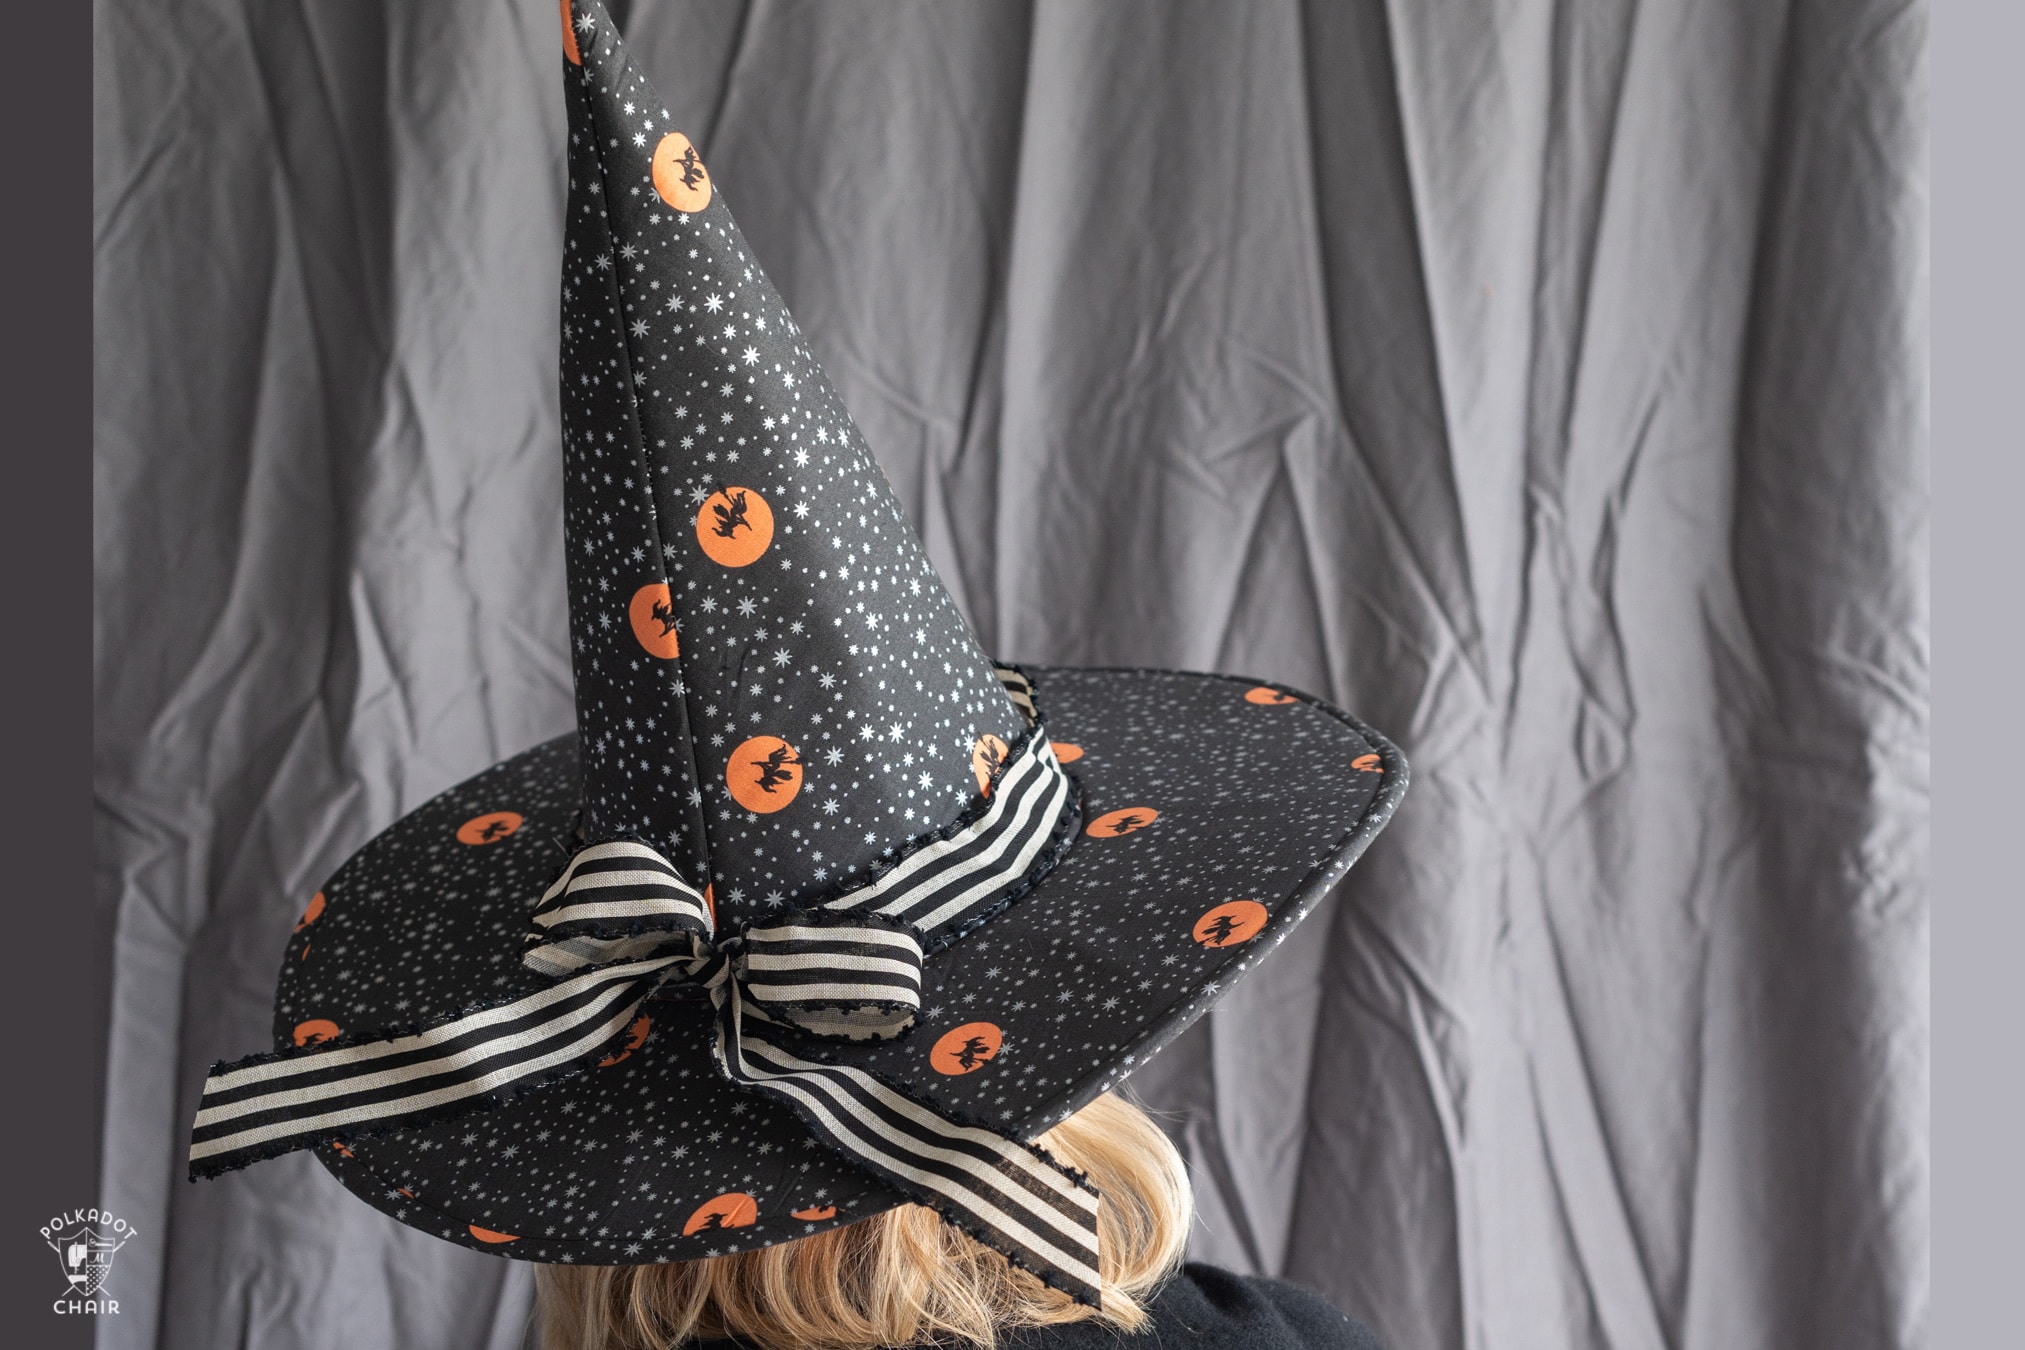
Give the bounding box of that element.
[791,1205,838,1221]
[292,890,325,932]
[930,1022,1003,1075]
[695,486,773,566]
[684,1192,759,1235]
[652,131,713,213]
[1192,900,1269,948]
[729,736,802,813]
[1048,741,1084,764]
[1244,686,1299,705]
[467,1225,520,1244]
[294,1019,340,1046]
[456,812,523,845]
[972,734,1008,794]
[597,1014,652,1067]
[559,0,581,64]
[1086,807,1158,837]
[628,582,682,658]
[1352,753,1382,773]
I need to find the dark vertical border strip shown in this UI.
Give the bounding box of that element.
[3,0,94,1342]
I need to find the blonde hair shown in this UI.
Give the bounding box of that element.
[534,1091,1192,1350]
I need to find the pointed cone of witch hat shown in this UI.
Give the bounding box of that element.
[556,1,1026,925]
[185,0,1407,1306]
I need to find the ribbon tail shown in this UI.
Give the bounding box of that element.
[186,955,677,1181]
[712,990,1105,1307]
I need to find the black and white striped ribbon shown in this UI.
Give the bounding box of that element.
[187,707,1097,1301]
[997,666,1038,720]
[717,984,1103,1298]
[824,733,1072,933]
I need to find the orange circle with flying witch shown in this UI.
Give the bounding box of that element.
[292,890,325,933]
[468,1224,520,1244]
[597,1014,653,1067]
[728,736,802,813]
[1244,686,1299,705]
[684,1192,759,1235]
[294,1019,341,1046]
[1086,807,1157,838]
[930,1023,1003,1076]
[456,812,523,845]
[652,131,713,213]
[627,582,682,658]
[1048,741,1084,764]
[971,734,1008,795]
[1192,900,1270,949]
[1352,753,1382,773]
[695,486,773,566]
[791,1205,838,1221]
[558,0,581,64]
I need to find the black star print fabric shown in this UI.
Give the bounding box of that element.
[556,1,1021,925]
[215,0,1408,1271]
[280,667,1404,1263]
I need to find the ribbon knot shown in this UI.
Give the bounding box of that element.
[523,839,928,1043]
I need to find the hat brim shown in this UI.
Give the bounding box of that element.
[284,666,1404,1262]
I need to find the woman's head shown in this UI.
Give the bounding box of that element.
[535,1091,1191,1350]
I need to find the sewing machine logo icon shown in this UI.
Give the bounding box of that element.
[43,1209,132,1308]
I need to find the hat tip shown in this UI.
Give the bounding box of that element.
[558,0,711,218]
[560,0,616,70]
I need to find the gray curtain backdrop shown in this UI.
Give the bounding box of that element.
[93,1,1928,1347]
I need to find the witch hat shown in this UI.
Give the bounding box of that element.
[186,1,1406,1305]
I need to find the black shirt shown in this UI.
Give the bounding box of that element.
[693,1263,1384,1349]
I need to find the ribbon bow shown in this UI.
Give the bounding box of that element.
[524,842,931,1042]
[522,835,1101,1300]
[187,703,1099,1303]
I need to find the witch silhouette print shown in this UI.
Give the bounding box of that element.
[709,488,753,540]
[751,741,799,793]
[693,484,775,567]
[1199,912,1244,947]
[930,1022,1006,1077]
[726,735,803,814]
[184,0,1406,1318]
[682,1193,759,1238]
[1193,900,1271,949]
